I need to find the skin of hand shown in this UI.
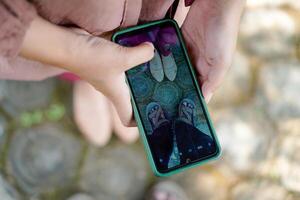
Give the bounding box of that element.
[182,0,246,102]
[20,16,154,126]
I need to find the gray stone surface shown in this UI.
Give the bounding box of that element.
[256,62,300,121]
[173,169,229,200]
[212,105,274,174]
[0,174,21,200]
[276,120,300,192]
[247,0,300,10]
[0,80,5,102]
[7,123,82,195]
[240,8,296,60]
[1,79,55,116]
[80,144,149,200]
[0,116,6,149]
[210,52,252,108]
[232,180,288,200]
[67,194,95,200]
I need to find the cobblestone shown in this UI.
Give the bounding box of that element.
[7,123,82,195]
[67,193,95,200]
[212,105,274,174]
[210,52,252,108]
[232,180,289,200]
[0,116,6,150]
[173,169,229,200]
[79,143,149,200]
[0,174,21,200]
[240,8,297,60]
[0,80,5,102]
[247,0,300,10]
[1,79,56,116]
[276,120,300,192]
[256,62,300,122]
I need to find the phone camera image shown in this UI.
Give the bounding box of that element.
[114,20,220,174]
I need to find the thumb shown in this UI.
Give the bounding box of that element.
[117,42,154,71]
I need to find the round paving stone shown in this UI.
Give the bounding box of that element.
[1,79,56,116]
[184,90,205,120]
[80,144,149,200]
[232,180,288,200]
[276,120,300,192]
[256,62,300,122]
[213,105,274,174]
[247,0,300,10]
[210,52,251,108]
[172,169,229,200]
[128,74,155,103]
[67,193,94,200]
[176,59,194,89]
[240,8,296,60]
[7,123,82,194]
[0,80,6,102]
[0,116,6,149]
[138,103,156,134]
[127,64,148,77]
[0,174,21,200]
[183,90,211,134]
[153,81,182,118]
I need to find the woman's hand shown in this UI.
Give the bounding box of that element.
[20,16,154,126]
[182,0,245,102]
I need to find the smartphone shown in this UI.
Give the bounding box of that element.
[112,19,221,176]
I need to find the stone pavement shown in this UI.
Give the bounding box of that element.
[0,1,300,200]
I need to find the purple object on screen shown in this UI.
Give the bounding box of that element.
[119,26,178,57]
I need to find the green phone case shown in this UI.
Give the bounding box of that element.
[112,19,221,177]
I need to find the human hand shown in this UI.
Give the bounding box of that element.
[20,17,154,126]
[182,0,245,102]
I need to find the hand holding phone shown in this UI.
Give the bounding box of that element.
[113,19,221,176]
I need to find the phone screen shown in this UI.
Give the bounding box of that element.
[115,21,219,173]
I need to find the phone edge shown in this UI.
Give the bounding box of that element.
[112,19,222,177]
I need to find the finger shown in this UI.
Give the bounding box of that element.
[111,103,139,143]
[73,81,112,146]
[201,81,213,103]
[95,73,135,127]
[116,42,154,72]
[201,66,228,103]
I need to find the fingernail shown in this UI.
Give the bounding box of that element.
[205,92,213,103]
[143,42,154,49]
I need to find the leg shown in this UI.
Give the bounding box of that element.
[146,102,173,170]
[73,80,112,146]
[148,122,173,171]
[175,120,215,164]
[174,98,215,164]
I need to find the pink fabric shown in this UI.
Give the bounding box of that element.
[185,0,194,6]
[0,0,195,82]
[140,0,175,21]
[59,72,80,82]
[0,0,36,57]
[0,56,64,80]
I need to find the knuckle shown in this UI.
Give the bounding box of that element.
[207,54,232,69]
[120,118,132,127]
